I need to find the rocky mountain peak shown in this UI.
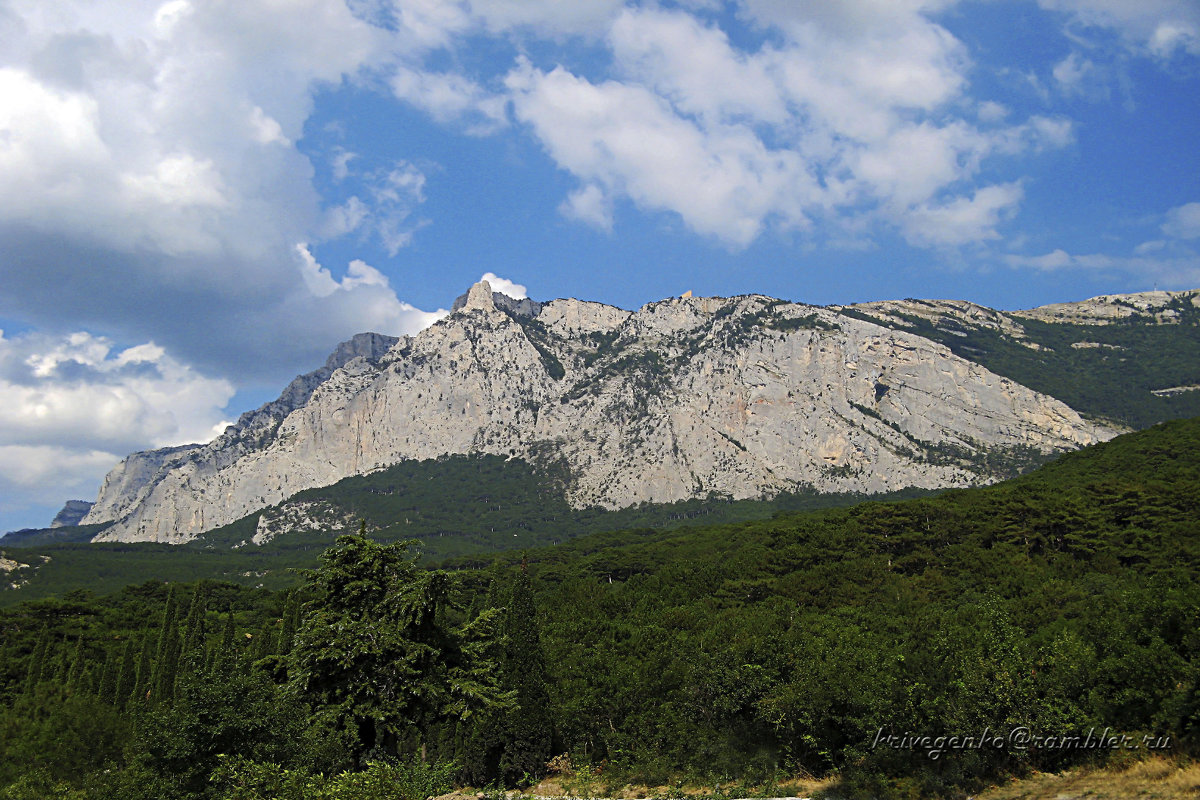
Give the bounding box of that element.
[463,280,495,312]
[451,281,545,318]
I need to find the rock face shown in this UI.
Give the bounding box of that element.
[1015,289,1200,325]
[85,284,1115,544]
[50,500,94,528]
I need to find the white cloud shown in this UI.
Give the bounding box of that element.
[390,66,508,132]
[479,272,527,300]
[1004,247,1200,286]
[1037,0,1200,57]
[504,5,1070,249]
[468,0,627,36]
[1162,202,1200,239]
[0,328,244,513]
[0,0,448,386]
[0,445,122,511]
[506,58,815,247]
[903,183,1025,247]
[559,184,614,231]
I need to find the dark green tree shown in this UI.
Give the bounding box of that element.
[114,637,137,709]
[131,631,156,706]
[24,626,49,694]
[214,607,237,676]
[65,636,86,695]
[154,587,182,705]
[181,582,208,669]
[499,562,553,783]
[289,533,505,764]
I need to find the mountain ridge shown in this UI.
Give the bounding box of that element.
[77,281,1119,544]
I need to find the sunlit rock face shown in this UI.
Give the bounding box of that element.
[85,283,1114,543]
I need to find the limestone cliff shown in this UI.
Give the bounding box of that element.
[85,282,1114,543]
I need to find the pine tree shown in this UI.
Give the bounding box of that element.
[500,561,553,783]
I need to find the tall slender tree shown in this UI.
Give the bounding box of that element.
[24,626,49,695]
[500,560,553,783]
[114,637,136,709]
[181,582,208,669]
[154,587,182,705]
[132,632,156,706]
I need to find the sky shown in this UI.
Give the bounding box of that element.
[0,0,1198,532]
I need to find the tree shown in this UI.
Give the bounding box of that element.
[153,587,181,705]
[288,532,505,764]
[499,561,553,783]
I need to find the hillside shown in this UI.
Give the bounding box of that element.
[842,289,1200,428]
[0,454,929,605]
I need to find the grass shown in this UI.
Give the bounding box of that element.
[975,756,1200,800]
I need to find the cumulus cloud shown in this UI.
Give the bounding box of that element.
[0,329,234,453]
[903,183,1025,247]
[559,184,614,231]
[0,0,455,389]
[502,5,1073,249]
[0,328,238,519]
[479,272,528,300]
[390,67,508,132]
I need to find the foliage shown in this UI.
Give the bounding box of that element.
[209,756,457,800]
[1,454,931,605]
[0,419,1197,798]
[289,532,505,764]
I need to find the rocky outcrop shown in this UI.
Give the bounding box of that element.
[50,500,94,528]
[85,284,1115,544]
[252,500,363,546]
[1015,289,1200,325]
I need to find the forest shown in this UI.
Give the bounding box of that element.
[0,417,1196,799]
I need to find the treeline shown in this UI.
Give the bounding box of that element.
[0,453,929,605]
[1,419,1198,798]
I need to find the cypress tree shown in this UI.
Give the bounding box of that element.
[252,624,274,661]
[155,626,181,705]
[277,591,298,656]
[66,636,86,695]
[98,644,120,705]
[25,627,49,694]
[181,582,208,669]
[114,637,136,709]
[214,607,237,676]
[131,632,156,706]
[500,561,553,783]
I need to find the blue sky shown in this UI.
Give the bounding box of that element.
[0,0,1198,531]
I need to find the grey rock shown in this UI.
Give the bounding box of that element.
[50,500,94,528]
[86,284,1117,544]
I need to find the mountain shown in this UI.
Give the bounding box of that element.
[76,281,1118,544]
[839,288,1200,428]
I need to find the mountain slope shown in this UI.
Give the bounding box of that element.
[82,282,1110,543]
[841,289,1200,428]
